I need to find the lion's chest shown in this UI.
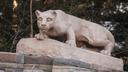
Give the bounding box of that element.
[46,27,66,37]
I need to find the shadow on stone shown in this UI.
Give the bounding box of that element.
[53,58,90,68]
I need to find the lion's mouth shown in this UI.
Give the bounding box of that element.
[39,26,49,30]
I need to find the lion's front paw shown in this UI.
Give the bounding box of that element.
[100,50,111,56]
[66,40,76,47]
[35,33,47,40]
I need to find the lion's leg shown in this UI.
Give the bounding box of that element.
[88,39,109,47]
[35,30,48,40]
[88,39,113,56]
[100,41,114,56]
[66,27,76,47]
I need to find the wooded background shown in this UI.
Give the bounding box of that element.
[0,0,128,71]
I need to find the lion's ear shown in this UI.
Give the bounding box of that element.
[52,11,57,16]
[35,10,41,16]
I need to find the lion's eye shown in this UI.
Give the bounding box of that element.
[38,17,43,21]
[47,17,53,22]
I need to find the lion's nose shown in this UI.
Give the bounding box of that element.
[41,24,46,26]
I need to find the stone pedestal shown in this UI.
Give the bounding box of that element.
[52,65,96,72]
[16,38,123,72]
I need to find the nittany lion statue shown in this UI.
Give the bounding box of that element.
[35,10,115,56]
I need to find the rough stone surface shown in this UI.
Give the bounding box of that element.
[16,38,123,72]
[0,70,4,72]
[23,70,44,72]
[52,66,95,72]
[0,52,16,63]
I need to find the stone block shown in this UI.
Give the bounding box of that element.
[52,65,96,72]
[16,38,123,72]
[0,52,16,63]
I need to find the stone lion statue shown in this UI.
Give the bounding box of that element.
[35,10,115,56]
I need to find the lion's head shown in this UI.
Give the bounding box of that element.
[35,10,57,31]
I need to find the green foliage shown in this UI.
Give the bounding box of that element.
[124,64,128,71]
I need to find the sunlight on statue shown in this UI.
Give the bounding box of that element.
[35,10,115,56]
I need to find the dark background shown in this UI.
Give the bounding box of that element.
[0,0,128,71]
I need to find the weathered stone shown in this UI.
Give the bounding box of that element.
[24,54,53,64]
[23,70,44,72]
[0,70,4,72]
[16,38,123,72]
[0,52,16,63]
[5,68,15,72]
[16,53,24,64]
[52,65,96,72]
[0,62,52,72]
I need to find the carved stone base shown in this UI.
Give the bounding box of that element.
[16,38,123,72]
